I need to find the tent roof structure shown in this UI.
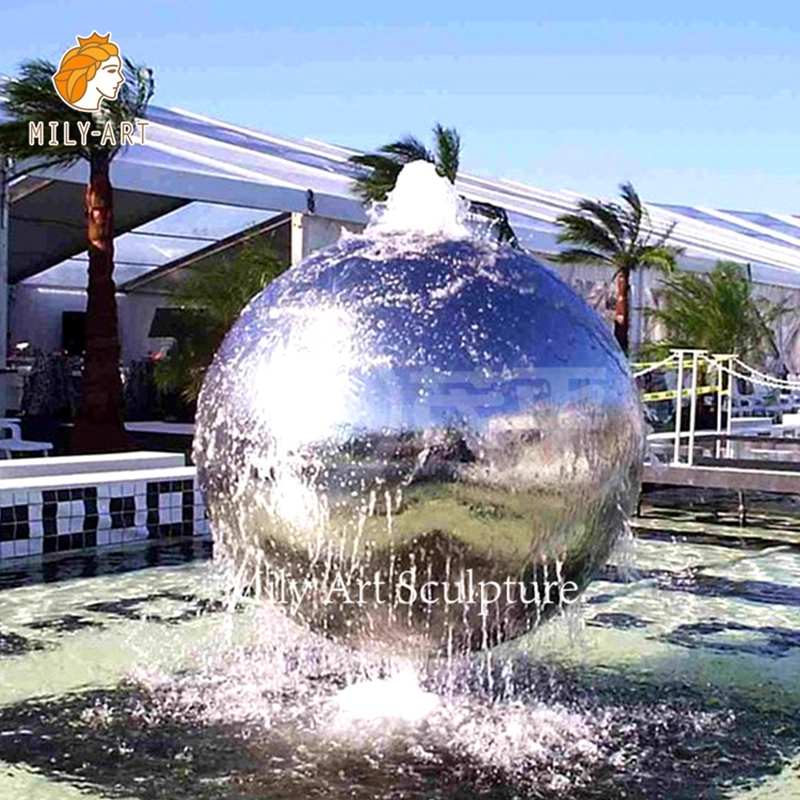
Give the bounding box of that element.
[7,105,800,290]
[123,211,292,293]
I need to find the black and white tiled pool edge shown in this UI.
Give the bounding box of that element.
[0,468,210,561]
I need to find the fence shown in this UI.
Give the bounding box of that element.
[633,349,800,466]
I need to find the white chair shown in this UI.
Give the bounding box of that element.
[0,419,53,458]
[0,419,22,439]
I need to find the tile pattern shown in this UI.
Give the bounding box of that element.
[146,480,195,539]
[42,487,98,554]
[0,469,209,561]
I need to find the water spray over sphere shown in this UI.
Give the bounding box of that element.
[193,161,645,654]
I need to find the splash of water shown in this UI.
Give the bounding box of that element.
[365,160,471,239]
[334,669,440,724]
[128,605,733,796]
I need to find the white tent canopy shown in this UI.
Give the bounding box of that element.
[6,104,800,292]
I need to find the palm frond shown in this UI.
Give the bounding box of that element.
[553,247,613,265]
[647,260,784,365]
[556,212,620,257]
[349,137,429,203]
[0,59,88,164]
[618,181,642,213]
[556,183,681,277]
[432,123,460,183]
[349,153,403,202]
[349,126,448,204]
[1,59,71,119]
[0,119,74,169]
[379,135,433,163]
[575,197,627,249]
[119,58,155,117]
[617,181,647,247]
[638,244,682,273]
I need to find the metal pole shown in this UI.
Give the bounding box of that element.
[632,266,645,355]
[0,158,9,416]
[713,354,725,461]
[726,356,734,459]
[673,350,684,465]
[687,351,700,466]
[712,353,730,458]
[290,212,305,266]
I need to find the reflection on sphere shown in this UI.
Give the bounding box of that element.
[194,233,645,654]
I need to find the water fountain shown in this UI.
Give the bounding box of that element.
[193,160,645,656]
[8,163,797,799]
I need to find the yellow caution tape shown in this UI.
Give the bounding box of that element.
[632,354,734,371]
[631,361,667,370]
[641,386,730,402]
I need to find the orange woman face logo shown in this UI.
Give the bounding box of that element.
[52,32,125,112]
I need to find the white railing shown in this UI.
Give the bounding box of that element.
[633,349,800,466]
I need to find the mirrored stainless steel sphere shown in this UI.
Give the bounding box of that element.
[194,233,645,654]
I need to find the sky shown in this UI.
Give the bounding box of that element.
[1,0,798,213]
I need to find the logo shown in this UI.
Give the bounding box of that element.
[27,31,147,147]
[53,32,124,112]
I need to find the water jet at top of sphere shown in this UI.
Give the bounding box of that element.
[365,159,470,238]
[193,160,645,656]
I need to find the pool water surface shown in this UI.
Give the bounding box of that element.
[1,530,800,799]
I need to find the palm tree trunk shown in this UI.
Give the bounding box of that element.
[614,268,630,355]
[70,151,133,454]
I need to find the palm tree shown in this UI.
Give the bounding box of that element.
[350,124,519,246]
[0,57,154,453]
[154,238,289,402]
[555,182,681,355]
[645,261,787,366]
